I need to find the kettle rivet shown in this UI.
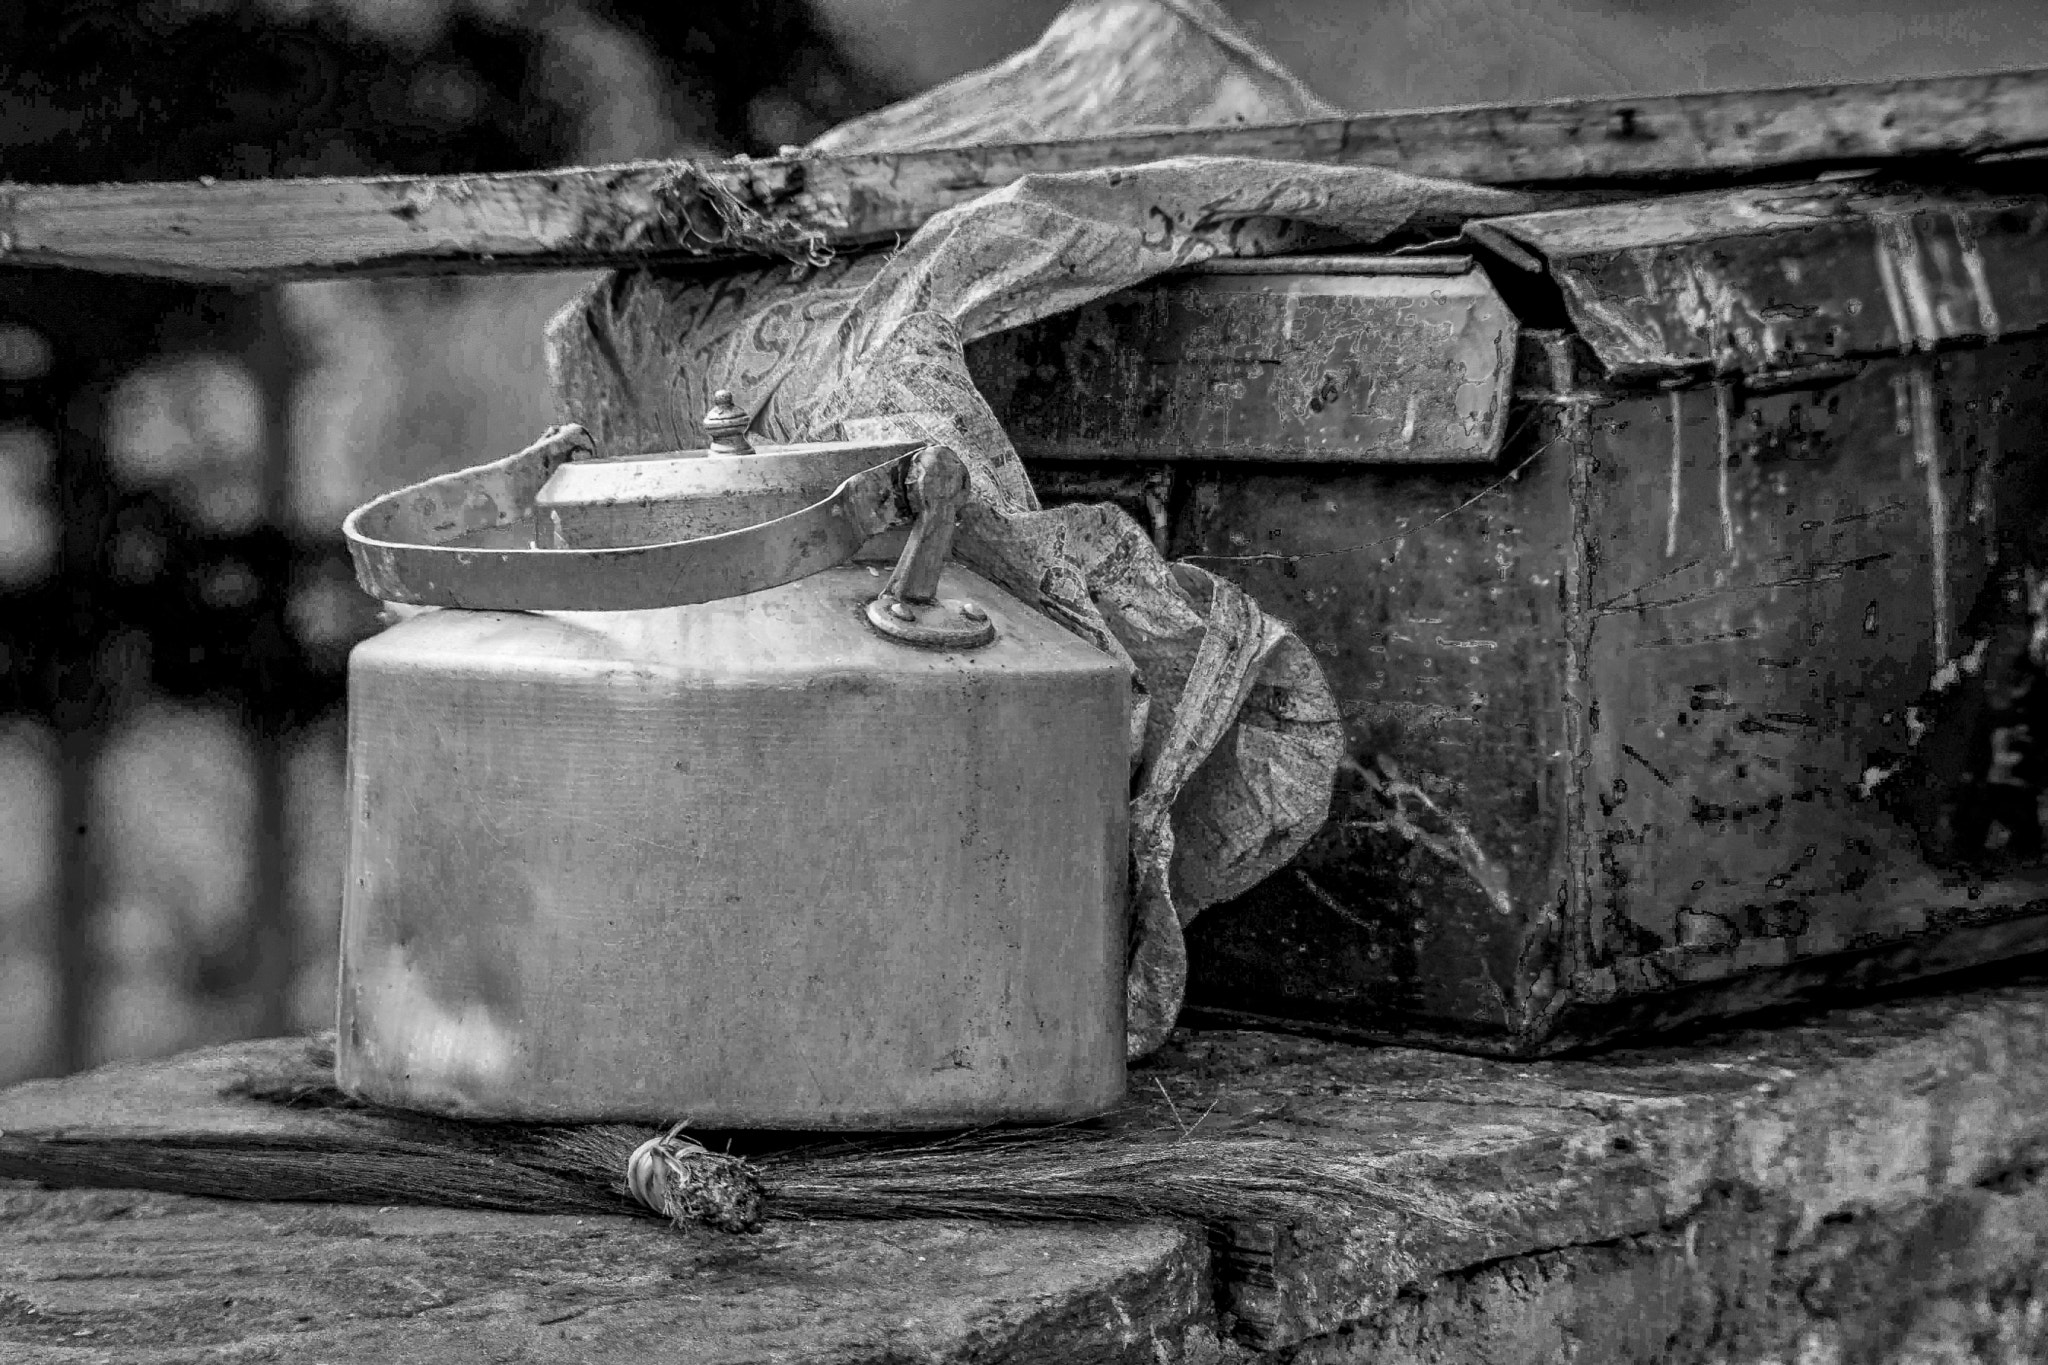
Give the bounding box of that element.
[887,600,918,622]
[961,601,987,622]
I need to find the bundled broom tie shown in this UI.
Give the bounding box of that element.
[554,1114,1463,1236]
[622,1124,766,1234]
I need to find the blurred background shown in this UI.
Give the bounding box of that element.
[2,0,2045,1085]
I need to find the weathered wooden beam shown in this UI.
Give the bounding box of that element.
[1285,1157,2048,1363]
[2,66,2045,284]
[9,975,2048,1355]
[0,1184,1211,1363]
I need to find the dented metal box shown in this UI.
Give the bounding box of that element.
[975,183,2048,1053]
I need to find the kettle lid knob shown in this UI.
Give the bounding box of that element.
[704,389,755,455]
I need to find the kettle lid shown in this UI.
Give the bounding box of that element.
[341,392,996,647]
[535,391,919,548]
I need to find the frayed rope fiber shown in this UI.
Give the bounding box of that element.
[651,164,834,269]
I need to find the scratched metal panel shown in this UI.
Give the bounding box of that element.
[1575,342,2048,1006]
[1157,421,1574,1046]
[1468,185,2048,379]
[967,258,1517,463]
[1048,333,2048,1055]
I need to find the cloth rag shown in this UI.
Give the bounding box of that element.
[546,0,1530,1056]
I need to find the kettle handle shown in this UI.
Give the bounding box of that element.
[343,424,934,612]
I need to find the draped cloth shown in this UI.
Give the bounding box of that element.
[547,0,1529,1056]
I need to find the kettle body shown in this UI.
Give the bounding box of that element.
[334,417,1131,1125]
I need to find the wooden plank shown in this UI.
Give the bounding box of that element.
[1188,975,2048,1346]
[1467,181,2048,377]
[12,974,2048,1353]
[1283,1152,2048,1363]
[2,66,2046,283]
[0,1185,1211,1364]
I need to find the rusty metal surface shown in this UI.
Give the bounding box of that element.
[1573,341,2048,1006]
[1468,184,2048,379]
[1125,411,1573,1046]
[968,260,1516,465]
[1069,328,2048,1053]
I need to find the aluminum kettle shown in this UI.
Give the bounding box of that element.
[334,396,1130,1127]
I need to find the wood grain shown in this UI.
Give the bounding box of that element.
[1282,1163,2048,1363]
[11,974,2048,1354]
[3,66,2045,283]
[0,1185,1212,1364]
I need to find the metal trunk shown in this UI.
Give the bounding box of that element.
[973,189,2048,1053]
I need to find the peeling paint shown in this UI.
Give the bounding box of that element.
[1952,210,2003,338]
[1873,226,1916,350]
[1878,215,1942,349]
[970,263,1517,463]
[1665,388,1684,558]
[2028,567,2048,670]
[1928,638,1991,694]
[1910,365,1952,666]
[1478,188,2048,380]
[1714,381,1737,558]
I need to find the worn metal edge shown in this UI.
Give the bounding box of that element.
[987,265,1520,465]
[1175,253,1474,276]
[1180,914,2048,1059]
[1464,185,2048,380]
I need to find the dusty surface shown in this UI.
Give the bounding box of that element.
[8,974,2048,1359]
[3,69,2045,283]
[1470,183,2048,379]
[1169,322,2048,1054]
[1146,974,2048,1346]
[1284,1157,2048,1364]
[969,262,1517,465]
[0,1186,1214,1365]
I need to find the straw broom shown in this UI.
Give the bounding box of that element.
[542,1118,1463,1234]
[47,1057,1461,1238]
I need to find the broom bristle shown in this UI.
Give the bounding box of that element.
[542,1119,1466,1233]
[767,1129,1460,1227]
[15,1063,1468,1238]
